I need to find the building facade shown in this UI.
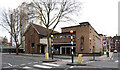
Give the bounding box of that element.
[53,22,102,55]
[12,2,42,52]
[24,23,57,54]
[111,35,120,52]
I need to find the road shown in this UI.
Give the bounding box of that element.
[1,53,120,70]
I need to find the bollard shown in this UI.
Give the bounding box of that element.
[45,53,47,59]
[45,53,49,59]
[78,54,83,63]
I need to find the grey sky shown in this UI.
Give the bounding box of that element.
[0,0,119,42]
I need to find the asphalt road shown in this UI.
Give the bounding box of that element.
[1,53,120,70]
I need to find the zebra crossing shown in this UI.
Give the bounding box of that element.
[22,63,61,69]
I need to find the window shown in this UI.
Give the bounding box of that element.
[31,43,34,48]
[73,35,75,38]
[81,36,84,50]
[64,36,67,38]
[68,35,71,38]
[53,36,55,39]
[60,36,63,38]
[56,36,58,39]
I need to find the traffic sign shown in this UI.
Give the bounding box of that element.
[103,41,107,46]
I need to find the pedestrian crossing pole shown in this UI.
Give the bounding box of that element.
[51,35,54,60]
[70,30,74,63]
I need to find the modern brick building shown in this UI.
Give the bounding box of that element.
[111,35,120,52]
[24,22,103,55]
[53,22,102,55]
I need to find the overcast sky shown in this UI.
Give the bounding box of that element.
[0,0,119,42]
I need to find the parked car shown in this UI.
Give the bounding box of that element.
[114,50,117,53]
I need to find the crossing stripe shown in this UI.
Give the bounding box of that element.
[33,64,52,69]
[23,66,31,69]
[115,60,119,62]
[42,63,60,67]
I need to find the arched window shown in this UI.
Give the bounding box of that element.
[81,36,84,50]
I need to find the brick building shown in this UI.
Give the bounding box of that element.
[111,35,120,52]
[53,22,102,55]
[24,23,57,54]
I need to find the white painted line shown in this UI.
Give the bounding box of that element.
[12,65,19,67]
[33,62,38,64]
[21,64,26,66]
[70,66,74,68]
[8,63,12,66]
[28,62,32,64]
[33,64,52,69]
[62,60,71,62]
[42,63,60,67]
[3,66,10,68]
[115,60,119,62]
[23,66,31,69]
[85,61,94,64]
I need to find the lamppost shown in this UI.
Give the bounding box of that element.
[70,30,74,63]
[51,35,54,60]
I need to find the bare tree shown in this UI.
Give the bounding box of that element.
[0,9,25,55]
[33,0,81,56]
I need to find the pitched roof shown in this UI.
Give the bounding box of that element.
[24,23,58,36]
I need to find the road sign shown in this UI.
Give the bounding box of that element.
[103,41,107,46]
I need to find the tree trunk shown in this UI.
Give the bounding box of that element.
[16,46,19,55]
[46,27,51,57]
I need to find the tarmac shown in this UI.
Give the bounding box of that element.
[2,53,112,65]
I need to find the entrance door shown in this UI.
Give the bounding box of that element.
[66,48,70,54]
[41,45,44,53]
[62,48,65,54]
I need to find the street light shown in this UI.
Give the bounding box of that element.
[70,30,74,63]
[51,35,54,60]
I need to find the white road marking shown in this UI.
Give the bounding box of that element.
[62,60,71,62]
[3,66,10,68]
[8,63,12,66]
[12,65,19,67]
[42,63,60,67]
[23,66,31,69]
[115,60,119,62]
[21,64,26,66]
[85,61,94,64]
[70,66,75,68]
[33,62,38,64]
[28,62,32,64]
[33,64,52,69]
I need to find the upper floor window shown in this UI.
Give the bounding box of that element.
[73,35,75,38]
[64,36,67,38]
[56,36,58,39]
[60,36,63,38]
[68,35,71,38]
